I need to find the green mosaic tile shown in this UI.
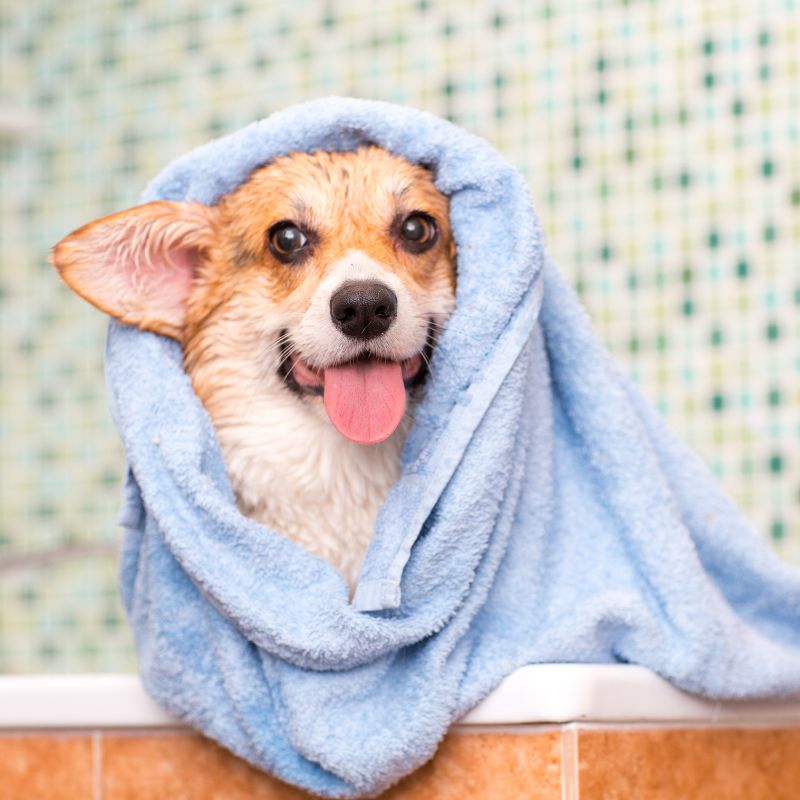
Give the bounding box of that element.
[1,0,799,673]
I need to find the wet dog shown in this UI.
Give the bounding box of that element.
[52,146,457,586]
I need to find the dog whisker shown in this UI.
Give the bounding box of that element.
[419,317,483,345]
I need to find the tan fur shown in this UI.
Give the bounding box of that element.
[51,147,457,587]
[52,201,218,339]
[184,147,454,401]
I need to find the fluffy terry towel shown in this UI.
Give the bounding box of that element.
[108,98,800,798]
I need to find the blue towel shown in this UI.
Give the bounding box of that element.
[107,97,800,798]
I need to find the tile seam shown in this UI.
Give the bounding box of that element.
[561,724,579,800]
[93,730,102,800]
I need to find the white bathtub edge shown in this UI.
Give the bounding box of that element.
[459,664,800,724]
[0,673,176,728]
[1,665,799,729]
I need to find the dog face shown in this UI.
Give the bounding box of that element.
[52,147,457,446]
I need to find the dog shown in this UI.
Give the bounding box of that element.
[52,146,457,587]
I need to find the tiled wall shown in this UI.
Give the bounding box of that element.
[1,0,799,672]
[3,726,800,798]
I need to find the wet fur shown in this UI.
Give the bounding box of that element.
[52,147,457,587]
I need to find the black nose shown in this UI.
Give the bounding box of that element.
[330,280,398,340]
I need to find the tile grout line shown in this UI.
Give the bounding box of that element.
[560,724,579,800]
[92,730,103,800]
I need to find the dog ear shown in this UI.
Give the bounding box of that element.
[51,200,219,341]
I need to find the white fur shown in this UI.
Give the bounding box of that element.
[294,250,429,367]
[208,250,455,588]
[54,157,456,590]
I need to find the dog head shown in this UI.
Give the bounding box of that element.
[52,146,457,445]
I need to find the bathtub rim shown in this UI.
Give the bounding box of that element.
[1,664,800,729]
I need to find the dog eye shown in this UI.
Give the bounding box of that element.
[268,222,309,262]
[398,213,437,253]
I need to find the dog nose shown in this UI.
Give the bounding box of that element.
[330,280,397,340]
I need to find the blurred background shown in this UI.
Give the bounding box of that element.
[1,0,798,673]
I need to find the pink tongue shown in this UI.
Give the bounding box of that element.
[323,360,406,445]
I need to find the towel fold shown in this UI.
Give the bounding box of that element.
[107,97,800,798]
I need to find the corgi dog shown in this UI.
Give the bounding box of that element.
[52,146,457,587]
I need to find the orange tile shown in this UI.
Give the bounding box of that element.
[102,730,562,799]
[102,732,308,799]
[385,731,562,799]
[578,727,800,800]
[0,734,94,800]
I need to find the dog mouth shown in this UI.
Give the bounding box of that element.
[277,330,432,446]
